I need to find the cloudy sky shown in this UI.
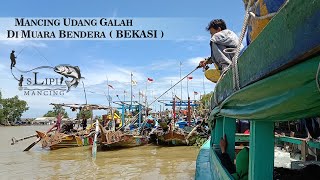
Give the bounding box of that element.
[0,0,245,118]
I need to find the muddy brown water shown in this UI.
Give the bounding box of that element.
[0,126,199,179]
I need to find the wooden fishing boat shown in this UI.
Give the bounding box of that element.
[97,125,148,149]
[196,0,320,179]
[36,131,83,150]
[149,98,205,146]
[148,122,204,146]
[149,127,189,145]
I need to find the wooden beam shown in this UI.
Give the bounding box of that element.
[301,140,307,162]
[249,121,274,180]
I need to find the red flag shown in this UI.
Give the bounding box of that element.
[108,84,114,89]
[187,76,193,80]
[194,91,198,95]
[147,78,154,82]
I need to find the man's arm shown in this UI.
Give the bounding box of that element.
[219,135,236,174]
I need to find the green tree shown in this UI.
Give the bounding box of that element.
[44,104,68,118]
[0,95,29,125]
[0,91,5,124]
[76,109,92,119]
[199,92,214,110]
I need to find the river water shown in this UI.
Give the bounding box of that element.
[0,126,199,180]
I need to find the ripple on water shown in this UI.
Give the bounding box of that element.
[0,126,199,179]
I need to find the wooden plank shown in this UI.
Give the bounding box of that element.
[276,136,303,145]
[301,140,307,162]
[249,121,274,180]
[235,133,250,142]
[308,140,320,149]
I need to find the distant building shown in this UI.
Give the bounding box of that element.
[32,117,76,125]
[33,117,56,125]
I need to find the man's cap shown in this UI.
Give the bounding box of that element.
[12,50,15,52]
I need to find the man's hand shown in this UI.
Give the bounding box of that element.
[199,59,208,68]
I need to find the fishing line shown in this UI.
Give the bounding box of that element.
[16,45,27,57]
[14,66,54,73]
[316,61,320,93]
[31,45,53,67]
[10,69,19,81]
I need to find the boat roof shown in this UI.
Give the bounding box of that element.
[49,103,111,110]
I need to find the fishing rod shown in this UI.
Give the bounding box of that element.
[128,66,202,133]
[82,81,88,105]
[149,66,201,106]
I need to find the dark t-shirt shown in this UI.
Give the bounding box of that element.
[10,53,15,60]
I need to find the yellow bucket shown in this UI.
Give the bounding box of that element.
[205,69,220,83]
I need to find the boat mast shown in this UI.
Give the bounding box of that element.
[130,72,133,112]
[180,61,182,110]
[145,78,148,116]
[107,76,115,131]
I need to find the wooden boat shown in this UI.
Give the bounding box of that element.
[97,124,148,149]
[148,122,204,146]
[36,131,84,150]
[195,0,320,179]
[149,98,205,146]
[149,127,189,145]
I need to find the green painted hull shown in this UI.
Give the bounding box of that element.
[212,0,320,121]
[197,0,320,179]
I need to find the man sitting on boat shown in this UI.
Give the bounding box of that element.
[46,112,63,133]
[199,19,243,74]
[219,135,320,179]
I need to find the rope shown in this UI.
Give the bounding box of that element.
[231,0,253,91]
[105,130,123,144]
[249,12,277,20]
[14,66,54,73]
[316,61,320,93]
[212,0,254,106]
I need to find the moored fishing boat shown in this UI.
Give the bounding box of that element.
[36,131,84,150]
[148,98,208,146]
[97,101,149,149]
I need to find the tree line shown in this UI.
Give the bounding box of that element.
[0,91,29,125]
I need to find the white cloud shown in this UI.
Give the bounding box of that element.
[175,35,208,42]
[2,41,47,48]
[187,57,203,66]
[0,51,218,118]
[112,9,118,18]
[0,33,47,48]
